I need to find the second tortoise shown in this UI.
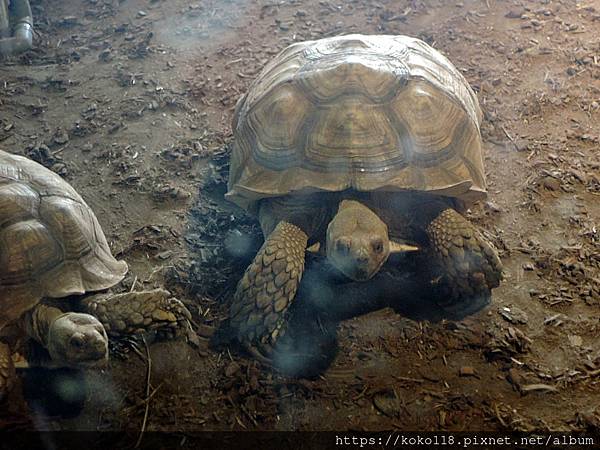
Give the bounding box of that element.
[0,149,192,400]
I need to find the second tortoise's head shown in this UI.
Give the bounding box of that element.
[326,200,418,281]
[47,313,109,368]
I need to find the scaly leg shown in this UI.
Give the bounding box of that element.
[79,289,193,340]
[426,208,502,302]
[229,221,307,358]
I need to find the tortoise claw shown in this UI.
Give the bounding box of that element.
[246,343,274,366]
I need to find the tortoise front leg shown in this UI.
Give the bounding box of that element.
[0,342,15,402]
[79,289,193,340]
[426,208,502,302]
[229,221,307,358]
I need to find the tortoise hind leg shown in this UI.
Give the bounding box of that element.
[0,342,15,402]
[426,208,502,302]
[229,221,308,358]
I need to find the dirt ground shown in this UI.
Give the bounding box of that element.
[1,0,600,435]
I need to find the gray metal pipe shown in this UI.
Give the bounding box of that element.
[0,0,33,55]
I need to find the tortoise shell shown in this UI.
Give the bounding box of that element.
[0,150,127,331]
[227,34,486,212]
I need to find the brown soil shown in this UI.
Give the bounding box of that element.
[1,0,600,435]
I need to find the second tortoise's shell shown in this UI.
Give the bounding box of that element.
[227,34,486,212]
[0,150,128,331]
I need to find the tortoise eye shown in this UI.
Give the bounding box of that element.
[372,239,383,253]
[70,335,85,349]
[336,238,350,254]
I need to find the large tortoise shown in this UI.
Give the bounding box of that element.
[226,34,502,358]
[0,150,192,400]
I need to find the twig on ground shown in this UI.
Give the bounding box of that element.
[134,336,152,449]
[130,276,138,293]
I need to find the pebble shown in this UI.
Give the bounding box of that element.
[98,49,113,62]
[53,130,69,145]
[505,9,525,18]
[541,176,561,191]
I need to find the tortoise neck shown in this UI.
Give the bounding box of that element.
[329,198,388,240]
[336,198,375,215]
[24,303,66,347]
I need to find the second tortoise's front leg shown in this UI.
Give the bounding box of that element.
[79,289,193,340]
[426,208,503,302]
[229,221,307,358]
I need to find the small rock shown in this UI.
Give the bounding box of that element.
[541,176,561,191]
[137,10,147,17]
[98,49,113,62]
[505,9,525,19]
[500,306,528,324]
[156,250,173,260]
[53,129,69,145]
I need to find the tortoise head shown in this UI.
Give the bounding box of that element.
[326,200,419,281]
[47,313,109,368]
